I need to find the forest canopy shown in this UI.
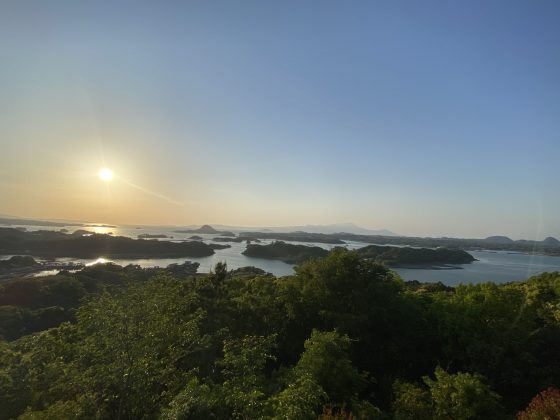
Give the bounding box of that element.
[0,249,559,419]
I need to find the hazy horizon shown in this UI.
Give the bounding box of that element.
[2,213,559,242]
[1,1,559,239]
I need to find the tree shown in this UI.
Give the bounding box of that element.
[280,248,430,402]
[160,377,229,420]
[430,282,541,406]
[293,330,369,408]
[392,381,432,420]
[425,367,504,419]
[392,367,504,420]
[271,373,326,420]
[219,334,277,419]
[72,275,209,419]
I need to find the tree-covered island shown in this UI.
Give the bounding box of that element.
[242,241,476,267]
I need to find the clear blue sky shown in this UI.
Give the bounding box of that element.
[1,1,559,239]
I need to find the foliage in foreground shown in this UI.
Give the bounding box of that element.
[0,249,559,419]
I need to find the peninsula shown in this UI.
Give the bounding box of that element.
[0,228,215,258]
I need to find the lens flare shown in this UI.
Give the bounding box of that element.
[98,168,113,182]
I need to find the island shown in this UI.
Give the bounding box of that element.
[137,233,171,239]
[212,236,244,243]
[241,241,475,267]
[242,241,329,264]
[355,245,476,268]
[0,228,215,258]
[208,243,231,250]
[240,230,560,256]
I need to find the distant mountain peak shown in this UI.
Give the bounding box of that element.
[484,236,514,244]
[200,222,397,236]
[543,236,560,246]
[186,225,220,234]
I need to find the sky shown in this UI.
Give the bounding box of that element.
[0,1,559,239]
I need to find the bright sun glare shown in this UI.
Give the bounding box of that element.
[98,168,114,182]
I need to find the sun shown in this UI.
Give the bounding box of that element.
[98,168,114,182]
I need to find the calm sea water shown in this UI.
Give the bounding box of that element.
[3,224,560,285]
[395,250,560,285]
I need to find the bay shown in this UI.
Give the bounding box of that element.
[3,224,560,285]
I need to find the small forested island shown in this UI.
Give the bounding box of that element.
[356,244,476,267]
[242,241,329,263]
[208,243,231,250]
[0,249,559,419]
[0,228,215,258]
[212,236,244,243]
[137,233,171,239]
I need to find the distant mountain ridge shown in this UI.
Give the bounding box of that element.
[1,216,559,245]
[207,222,398,236]
[484,235,560,247]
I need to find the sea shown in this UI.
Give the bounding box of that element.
[2,224,560,285]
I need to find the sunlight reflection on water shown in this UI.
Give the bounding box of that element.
[6,224,560,284]
[86,257,110,266]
